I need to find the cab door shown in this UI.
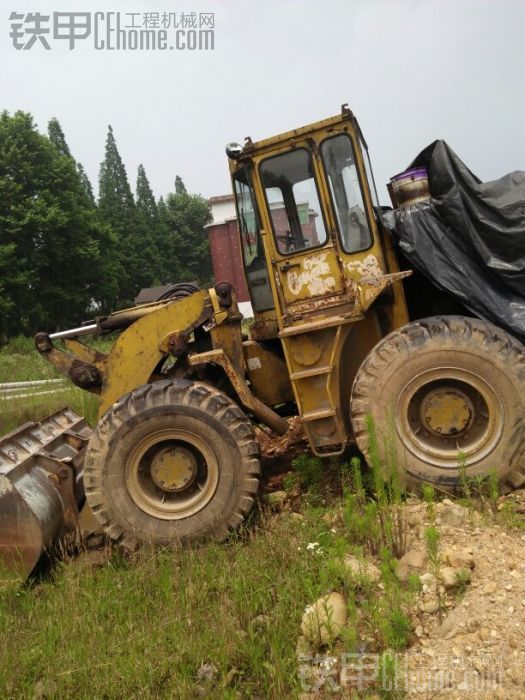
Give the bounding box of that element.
[258,145,346,317]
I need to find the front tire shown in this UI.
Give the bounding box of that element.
[350,316,525,492]
[83,379,260,548]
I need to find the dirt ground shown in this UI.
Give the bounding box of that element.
[398,493,525,699]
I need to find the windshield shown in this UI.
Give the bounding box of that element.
[259,148,327,255]
[321,133,372,254]
[233,169,274,311]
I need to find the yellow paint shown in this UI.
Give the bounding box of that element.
[99,290,210,415]
[39,107,412,461]
[227,107,411,454]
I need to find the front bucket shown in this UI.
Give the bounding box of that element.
[0,408,91,580]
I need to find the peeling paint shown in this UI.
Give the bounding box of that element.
[346,254,382,279]
[286,253,337,297]
[0,475,13,497]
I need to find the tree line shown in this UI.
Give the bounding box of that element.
[0,111,213,339]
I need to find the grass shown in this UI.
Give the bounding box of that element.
[0,512,322,698]
[0,502,418,699]
[0,335,114,435]
[0,340,522,697]
[0,387,99,436]
[0,336,61,384]
[0,392,418,698]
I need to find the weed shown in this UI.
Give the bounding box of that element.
[343,418,406,558]
[458,451,471,501]
[291,453,324,492]
[377,650,404,699]
[421,483,436,523]
[454,568,471,598]
[496,500,525,531]
[424,525,443,622]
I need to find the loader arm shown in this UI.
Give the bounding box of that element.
[35,287,288,433]
[36,290,213,417]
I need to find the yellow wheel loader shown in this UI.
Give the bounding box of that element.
[2,105,525,578]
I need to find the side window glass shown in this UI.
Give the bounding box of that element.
[233,170,274,311]
[260,149,327,255]
[321,134,372,254]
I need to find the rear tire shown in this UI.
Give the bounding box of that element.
[350,316,525,492]
[83,379,260,548]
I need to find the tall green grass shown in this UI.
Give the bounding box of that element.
[0,335,113,435]
[0,506,388,698]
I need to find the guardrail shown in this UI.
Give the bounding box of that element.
[0,378,71,402]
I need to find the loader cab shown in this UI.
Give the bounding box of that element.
[228,105,407,336]
[228,106,410,456]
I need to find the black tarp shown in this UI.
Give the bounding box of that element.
[381,141,525,342]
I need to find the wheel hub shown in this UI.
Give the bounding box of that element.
[125,428,219,520]
[150,446,197,492]
[396,368,504,468]
[420,387,474,436]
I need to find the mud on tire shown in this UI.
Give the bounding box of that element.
[83,379,260,549]
[350,316,525,492]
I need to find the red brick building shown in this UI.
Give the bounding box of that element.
[206,194,250,302]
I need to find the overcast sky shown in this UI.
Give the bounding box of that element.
[1,0,524,204]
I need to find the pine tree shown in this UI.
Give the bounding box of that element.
[98,126,135,218]
[98,126,156,304]
[136,164,158,220]
[76,162,95,205]
[47,117,118,315]
[0,110,118,336]
[136,164,169,284]
[163,177,212,286]
[175,175,187,194]
[47,117,71,157]
[48,118,96,208]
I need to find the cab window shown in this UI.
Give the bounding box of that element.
[233,169,274,311]
[321,134,372,254]
[259,149,327,255]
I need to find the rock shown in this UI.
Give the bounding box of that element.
[445,549,475,569]
[397,550,427,582]
[439,566,462,590]
[479,627,490,641]
[419,572,435,585]
[483,581,498,595]
[415,625,424,638]
[466,618,480,632]
[440,501,467,527]
[262,490,287,508]
[407,511,423,527]
[507,663,525,685]
[437,609,461,638]
[419,599,440,614]
[439,566,470,591]
[343,555,381,582]
[301,592,347,646]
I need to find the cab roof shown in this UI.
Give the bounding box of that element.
[233,105,360,161]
